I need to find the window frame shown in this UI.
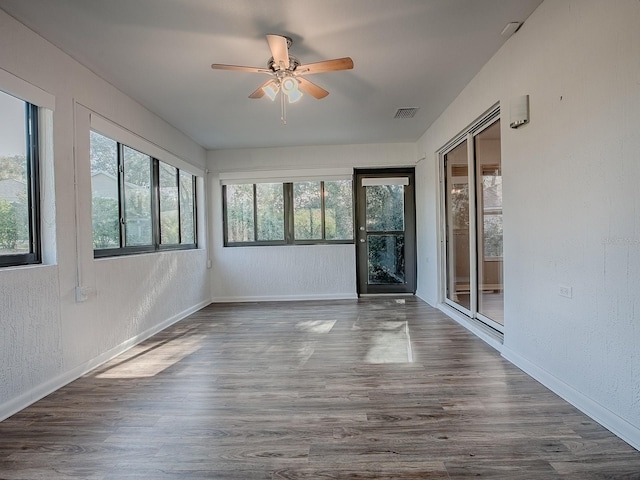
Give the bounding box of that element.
[291,180,354,245]
[222,180,354,247]
[222,183,287,247]
[91,130,198,258]
[439,105,504,332]
[0,100,41,268]
[158,163,198,249]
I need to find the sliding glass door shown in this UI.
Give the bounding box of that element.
[443,114,503,331]
[444,140,471,312]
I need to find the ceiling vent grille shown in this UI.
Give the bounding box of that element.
[394,107,419,119]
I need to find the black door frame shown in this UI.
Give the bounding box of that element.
[354,167,417,295]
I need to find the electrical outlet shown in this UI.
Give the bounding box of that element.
[75,286,97,303]
[558,285,572,298]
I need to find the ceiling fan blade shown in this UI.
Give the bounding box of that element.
[266,34,290,70]
[296,57,354,75]
[211,64,270,74]
[248,82,268,99]
[248,78,281,99]
[297,77,329,99]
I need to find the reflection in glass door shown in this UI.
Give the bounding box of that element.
[444,140,471,311]
[442,115,503,330]
[475,121,503,325]
[366,182,405,285]
[355,169,416,295]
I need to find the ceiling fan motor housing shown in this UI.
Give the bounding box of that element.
[268,56,300,73]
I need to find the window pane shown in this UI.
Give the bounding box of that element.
[179,171,195,244]
[256,183,284,241]
[90,131,120,249]
[159,162,179,245]
[366,184,404,232]
[123,146,152,246]
[226,184,254,242]
[0,93,30,256]
[475,119,503,325]
[444,140,471,310]
[368,234,405,284]
[293,181,322,240]
[481,166,503,258]
[324,180,353,240]
[483,213,503,258]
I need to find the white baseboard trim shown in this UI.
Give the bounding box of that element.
[0,299,211,422]
[414,290,437,308]
[502,346,640,451]
[435,302,504,352]
[211,293,358,303]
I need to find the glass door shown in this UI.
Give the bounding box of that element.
[442,116,503,330]
[355,168,416,295]
[444,140,472,313]
[475,120,503,325]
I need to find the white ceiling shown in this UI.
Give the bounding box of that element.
[0,0,542,150]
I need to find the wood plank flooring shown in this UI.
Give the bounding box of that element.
[1,297,639,479]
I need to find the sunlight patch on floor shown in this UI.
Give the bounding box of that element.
[96,334,205,379]
[363,321,413,364]
[295,319,337,333]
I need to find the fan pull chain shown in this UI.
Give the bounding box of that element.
[280,90,287,125]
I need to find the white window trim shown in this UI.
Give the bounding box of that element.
[90,113,203,177]
[0,68,55,110]
[219,168,352,185]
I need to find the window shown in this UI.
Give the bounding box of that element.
[90,130,197,256]
[224,183,285,245]
[179,171,196,245]
[223,180,353,246]
[480,165,503,259]
[256,183,285,241]
[225,183,256,242]
[123,146,153,247]
[293,180,353,242]
[90,131,119,249]
[161,163,197,246]
[0,90,40,267]
[159,162,179,245]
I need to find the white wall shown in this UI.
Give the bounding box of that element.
[208,143,417,301]
[416,0,640,449]
[0,10,211,419]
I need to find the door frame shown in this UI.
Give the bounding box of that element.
[354,167,416,295]
[438,105,503,332]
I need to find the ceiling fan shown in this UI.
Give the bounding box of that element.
[211,34,354,124]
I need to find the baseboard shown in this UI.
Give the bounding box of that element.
[436,303,504,352]
[502,346,640,451]
[0,299,211,422]
[414,290,437,307]
[211,293,358,303]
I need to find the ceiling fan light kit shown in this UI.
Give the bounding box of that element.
[262,79,280,101]
[280,77,303,103]
[211,34,353,125]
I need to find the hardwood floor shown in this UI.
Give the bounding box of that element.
[1,297,639,479]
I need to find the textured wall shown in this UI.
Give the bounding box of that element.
[0,10,210,420]
[415,0,640,448]
[63,250,210,370]
[212,244,356,302]
[0,266,62,405]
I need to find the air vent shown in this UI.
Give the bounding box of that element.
[394,107,419,119]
